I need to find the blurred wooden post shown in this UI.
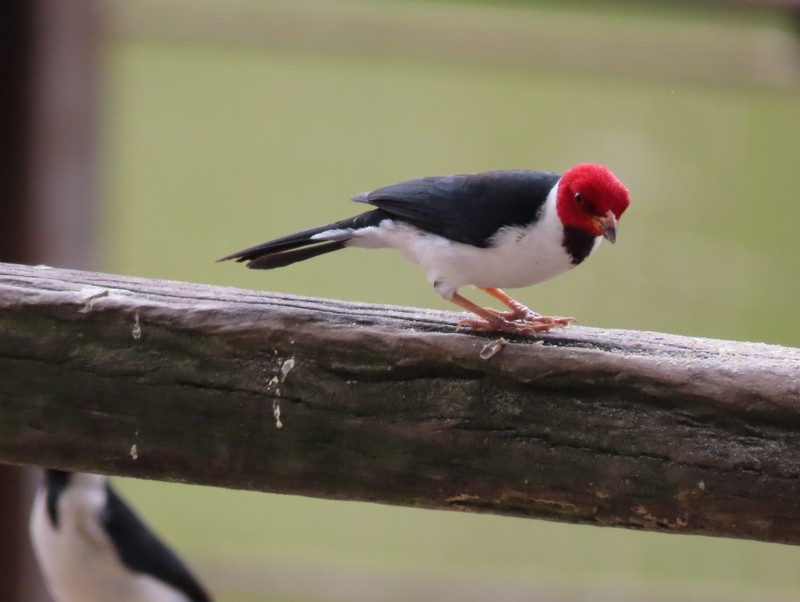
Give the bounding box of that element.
[0,0,102,600]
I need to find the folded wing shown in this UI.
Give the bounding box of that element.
[353,170,560,248]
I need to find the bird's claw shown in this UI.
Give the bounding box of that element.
[522,314,576,328]
[456,314,575,336]
[483,306,535,322]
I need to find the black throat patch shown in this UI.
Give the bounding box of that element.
[562,227,597,265]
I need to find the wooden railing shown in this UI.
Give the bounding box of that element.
[2,262,799,546]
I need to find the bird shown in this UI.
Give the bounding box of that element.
[30,470,213,602]
[220,163,630,336]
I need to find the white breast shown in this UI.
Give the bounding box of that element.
[30,481,191,602]
[348,184,600,298]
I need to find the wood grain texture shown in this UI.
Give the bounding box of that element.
[1,261,799,544]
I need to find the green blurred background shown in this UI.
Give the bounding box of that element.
[97,0,800,600]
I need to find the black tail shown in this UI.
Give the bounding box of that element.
[244,240,347,269]
[218,209,387,270]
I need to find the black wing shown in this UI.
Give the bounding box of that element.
[354,169,561,248]
[102,484,213,602]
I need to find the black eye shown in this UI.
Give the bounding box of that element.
[574,192,584,205]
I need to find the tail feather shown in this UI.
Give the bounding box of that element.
[218,209,388,269]
[218,223,345,264]
[246,240,347,269]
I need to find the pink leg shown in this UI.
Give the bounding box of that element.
[479,288,575,329]
[448,291,574,336]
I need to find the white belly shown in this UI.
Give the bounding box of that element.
[395,224,579,293]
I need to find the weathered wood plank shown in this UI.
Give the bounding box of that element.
[1,261,799,544]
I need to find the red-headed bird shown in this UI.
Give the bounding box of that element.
[220,163,630,336]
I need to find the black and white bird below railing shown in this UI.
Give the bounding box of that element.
[220,163,630,336]
[30,470,213,602]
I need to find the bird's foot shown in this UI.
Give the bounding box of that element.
[456,313,575,336]
[449,291,575,336]
[482,305,576,329]
[520,314,577,329]
[483,305,537,322]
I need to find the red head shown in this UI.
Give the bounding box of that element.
[555,164,630,243]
